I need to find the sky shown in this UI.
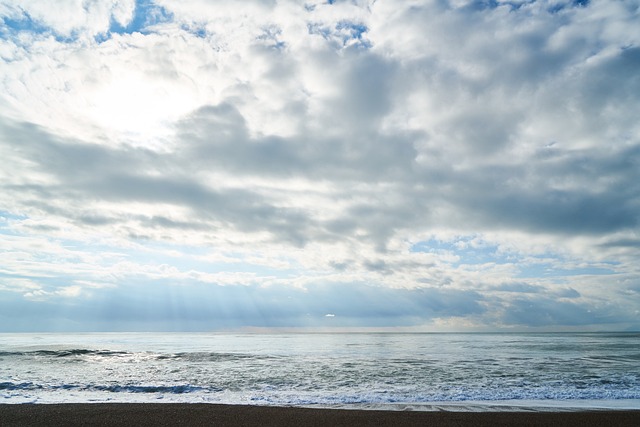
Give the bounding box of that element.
[0,0,639,332]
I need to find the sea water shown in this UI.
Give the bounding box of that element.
[1,332,639,411]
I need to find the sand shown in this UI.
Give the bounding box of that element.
[1,404,639,427]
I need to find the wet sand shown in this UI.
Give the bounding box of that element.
[1,404,639,427]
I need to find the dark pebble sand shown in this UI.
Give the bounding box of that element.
[1,404,639,427]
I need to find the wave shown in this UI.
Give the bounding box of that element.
[0,349,271,363]
[0,349,130,358]
[0,382,43,391]
[89,384,208,394]
[158,352,275,362]
[0,381,207,394]
[3,379,640,401]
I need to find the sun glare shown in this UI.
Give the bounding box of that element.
[89,72,198,147]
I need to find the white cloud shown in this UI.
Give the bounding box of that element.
[0,0,135,37]
[1,0,639,331]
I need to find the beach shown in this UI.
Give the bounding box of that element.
[1,404,639,427]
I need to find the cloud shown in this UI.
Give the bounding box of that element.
[0,280,486,331]
[1,0,135,38]
[0,0,639,331]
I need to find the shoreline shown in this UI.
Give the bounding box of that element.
[1,404,639,427]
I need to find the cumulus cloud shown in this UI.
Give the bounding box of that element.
[1,0,639,331]
[0,0,135,38]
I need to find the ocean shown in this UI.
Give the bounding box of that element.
[1,332,639,411]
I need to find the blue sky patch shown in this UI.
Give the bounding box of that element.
[101,0,173,41]
[1,12,56,42]
[0,211,27,222]
[257,26,286,50]
[181,24,207,39]
[412,237,617,280]
[0,211,27,236]
[308,21,370,48]
[336,21,370,48]
[410,237,511,266]
[307,23,332,39]
[548,0,590,14]
[516,263,616,278]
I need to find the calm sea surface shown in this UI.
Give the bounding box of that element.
[1,332,639,411]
